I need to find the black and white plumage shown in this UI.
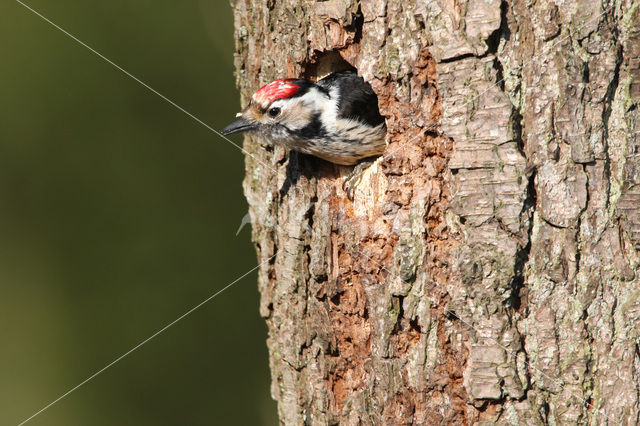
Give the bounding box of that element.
[221,70,387,166]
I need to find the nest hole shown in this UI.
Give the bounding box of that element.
[302,51,356,82]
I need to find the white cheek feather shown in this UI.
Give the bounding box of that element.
[323,86,341,127]
[298,87,337,127]
[299,86,371,134]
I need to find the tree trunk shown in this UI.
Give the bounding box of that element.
[230,0,640,423]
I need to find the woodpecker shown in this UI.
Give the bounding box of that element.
[221,70,387,197]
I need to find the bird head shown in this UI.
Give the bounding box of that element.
[221,78,319,140]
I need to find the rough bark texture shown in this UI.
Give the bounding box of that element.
[231,0,640,423]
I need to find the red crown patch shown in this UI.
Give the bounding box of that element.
[253,79,301,105]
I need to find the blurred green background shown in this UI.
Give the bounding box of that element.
[1,1,276,424]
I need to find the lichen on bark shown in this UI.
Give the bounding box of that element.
[230,0,640,423]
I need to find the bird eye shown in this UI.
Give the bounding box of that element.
[268,107,281,118]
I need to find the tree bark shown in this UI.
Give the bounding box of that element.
[230,0,640,423]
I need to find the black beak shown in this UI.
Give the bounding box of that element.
[221,117,256,136]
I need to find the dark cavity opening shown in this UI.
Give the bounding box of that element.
[302,51,356,82]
